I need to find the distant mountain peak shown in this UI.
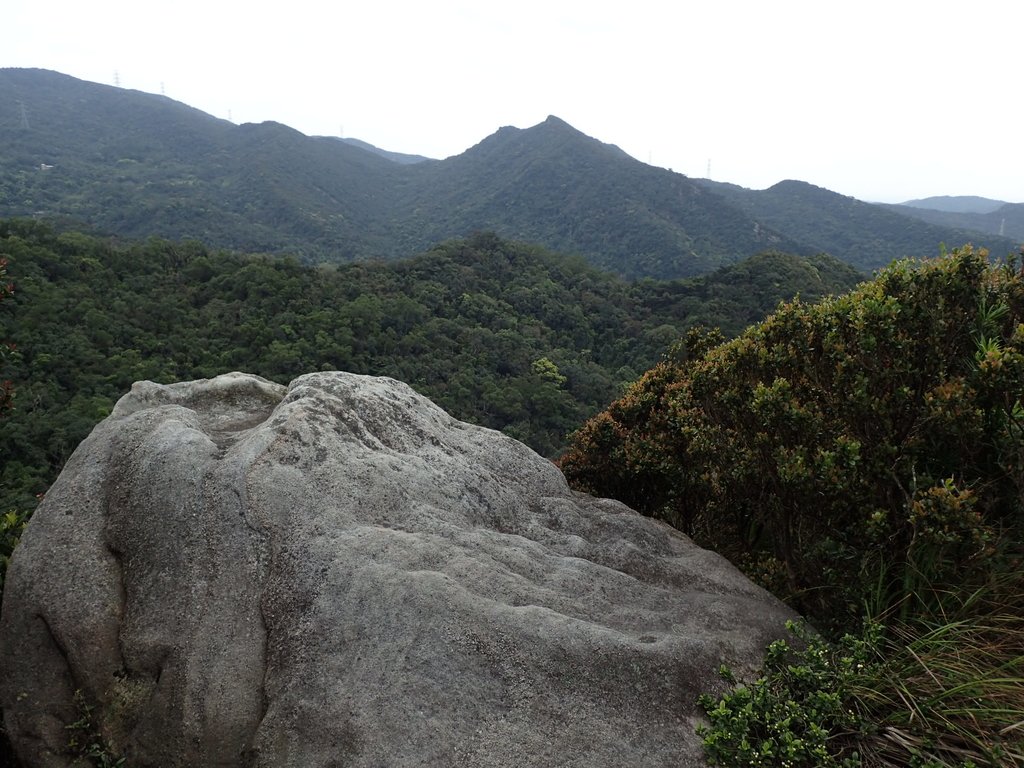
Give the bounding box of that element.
[470,116,603,156]
[534,116,598,141]
[768,179,823,193]
[239,120,302,134]
[517,115,633,161]
[493,115,583,138]
[900,195,1009,214]
[767,179,861,202]
[541,115,573,128]
[4,66,1017,278]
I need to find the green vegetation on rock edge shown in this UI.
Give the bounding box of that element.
[562,246,1024,766]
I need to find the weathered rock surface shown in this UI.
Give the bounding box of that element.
[0,371,795,767]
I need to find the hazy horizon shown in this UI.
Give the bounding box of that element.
[3,1,1021,204]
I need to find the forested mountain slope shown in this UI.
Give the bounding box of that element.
[4,68,1009,279]
[0,220,861,510]
[387,116,810,277]
[696,178,1021,271]
[0,68,410,258]
[0,69,795,277]
[900,195,1008,214]
[885,200,1024,242]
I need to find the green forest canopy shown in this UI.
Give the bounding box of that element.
[0,219,862,511]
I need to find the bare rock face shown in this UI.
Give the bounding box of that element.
[0,372,794,767]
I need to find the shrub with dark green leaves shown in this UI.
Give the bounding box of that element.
[0,508,28,595]
[66,690,125,768]
[561,246,1024,765]
[562,246,1024,631]
[698,621,866,768]
[700,602,1024,768]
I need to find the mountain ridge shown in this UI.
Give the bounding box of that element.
[900,195,1011,214]
[884,200,1024,243]
[2,68,1018,277]
[336,136,433,164]
[695,178,1020,271]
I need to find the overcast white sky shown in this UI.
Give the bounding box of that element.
[3,0,1021,203]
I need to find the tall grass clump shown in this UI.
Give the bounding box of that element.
[701,598,1023,767]
[859,614,1023,764]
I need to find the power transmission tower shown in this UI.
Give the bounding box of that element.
[18,101,30,130]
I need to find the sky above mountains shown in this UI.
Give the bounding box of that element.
[3,0,1021,204]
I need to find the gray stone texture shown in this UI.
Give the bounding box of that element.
[0,371,794,767]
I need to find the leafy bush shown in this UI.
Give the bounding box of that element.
[698,621,865,768]
[560,246,1024,765]
[701,597,1024,768]
[66,690,125,768]
[562,246,1024,631]
[0,508,28,595]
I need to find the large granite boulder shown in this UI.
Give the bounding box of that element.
[0,371,794,767]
